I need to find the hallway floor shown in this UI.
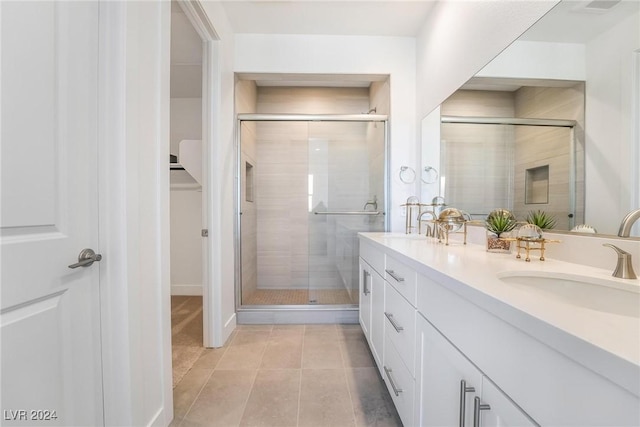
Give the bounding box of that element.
[170,321,402,426]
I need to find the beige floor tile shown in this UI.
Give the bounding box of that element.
[345,368,402,427]
[239,369,301,427]
[217,341,268,370]
[302,340,343,369]
[232,330,272,346]
[190,347,227,370]
[298,369,356,427]
[339,335,375,368]
[183,369,257,427]
[261,332,304,369]
[173,368,213,420]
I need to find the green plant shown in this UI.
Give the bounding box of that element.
[526,210,557,230]
[485,209,517,237]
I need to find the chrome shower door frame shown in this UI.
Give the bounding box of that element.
[234,114,389,318]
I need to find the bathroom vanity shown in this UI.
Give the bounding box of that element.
[358,233,640,426]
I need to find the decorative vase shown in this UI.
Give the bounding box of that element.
[486,231,511,253]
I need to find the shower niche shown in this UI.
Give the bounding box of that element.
[235,78,389,311]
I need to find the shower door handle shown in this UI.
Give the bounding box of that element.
[314,211,380,215]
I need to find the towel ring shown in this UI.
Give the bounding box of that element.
[422,166,439,184]
[399,166,416,184]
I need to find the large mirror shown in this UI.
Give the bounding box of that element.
[421,0,640,236]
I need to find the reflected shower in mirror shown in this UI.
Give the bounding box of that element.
[420,0,639,235]
[438,84,584,230]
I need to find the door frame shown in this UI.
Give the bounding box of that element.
[176,0,220,348]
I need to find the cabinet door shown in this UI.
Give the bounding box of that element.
[477,377,537,427]
[370,267,385,371]
[359,259,373,338]
[415,314,483,427]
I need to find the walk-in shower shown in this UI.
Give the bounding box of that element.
[235,114,388,321]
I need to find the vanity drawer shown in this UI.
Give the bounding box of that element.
[385,254,417,305]
[383,329,415,427]
[360,240,385,276]
[384,282,416,375]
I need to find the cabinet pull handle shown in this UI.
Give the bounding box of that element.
[385,269,405,283]
[383,366,403,396]
[473,396,491,427]
[362,269,371,295]
[459,379,476,427]
[384,312,404,332]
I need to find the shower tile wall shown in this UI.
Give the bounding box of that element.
[237,80,258,300]
[440,86,584,226]
[441,90,516,217]
[513,84,585,229]
[255,87,371,292]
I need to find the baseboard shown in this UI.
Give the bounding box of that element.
[170,284,203,296]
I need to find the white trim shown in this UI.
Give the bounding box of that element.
[175,1,223,348]
[97,2,133,425]
[171,284,204,296]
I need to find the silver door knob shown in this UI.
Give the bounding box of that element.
[68,248,102,269]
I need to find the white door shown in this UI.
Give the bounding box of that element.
[1,2,103,426]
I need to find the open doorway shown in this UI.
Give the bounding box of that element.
[169,0,206,386]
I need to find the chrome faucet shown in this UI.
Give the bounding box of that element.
[618,208,640,237]
[603,244,637,279]
[418,211,437,237]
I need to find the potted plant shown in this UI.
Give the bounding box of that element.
[485,209,517,253]
[526,210,557,230]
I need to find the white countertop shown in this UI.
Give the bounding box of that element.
[360,232,640,397]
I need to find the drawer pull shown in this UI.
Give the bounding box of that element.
[362,269,371,296]
[459,379,476,427]
[385,269,405,283]
[473,396,491,427]
[383,366,403,396]
[384,312,404,332]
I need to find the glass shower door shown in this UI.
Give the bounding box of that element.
[307,121,386,306]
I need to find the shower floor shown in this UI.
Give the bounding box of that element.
[242,288,354,305]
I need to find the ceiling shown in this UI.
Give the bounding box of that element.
[220,1,436,37]
[520,0,637,43]
[171,0,637,94]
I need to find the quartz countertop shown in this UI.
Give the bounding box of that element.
[359,232,640,397]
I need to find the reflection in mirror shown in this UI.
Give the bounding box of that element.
[439,84,584,231]
[420,0,640,236]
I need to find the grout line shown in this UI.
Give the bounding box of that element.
[178,368,215,427]
[236,326,273,426]
[337,325,359,426]
[296,325,306,427]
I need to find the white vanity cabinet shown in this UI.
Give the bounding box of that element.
[415,314,536,427]
[359,258,373,337]
[359,241,385,373]
[357,234,640,427]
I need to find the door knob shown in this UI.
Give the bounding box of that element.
[68,248,102,269]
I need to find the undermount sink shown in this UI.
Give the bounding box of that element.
[497,271,640,318]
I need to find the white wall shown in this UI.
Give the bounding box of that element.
[584,10,640,235]
[234,34,417,232]
[170,98,203,295]
[170,98,201,156]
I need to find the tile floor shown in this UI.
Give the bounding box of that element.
[170,324,402,427]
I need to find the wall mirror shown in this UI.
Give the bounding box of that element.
[421,0,640,236]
